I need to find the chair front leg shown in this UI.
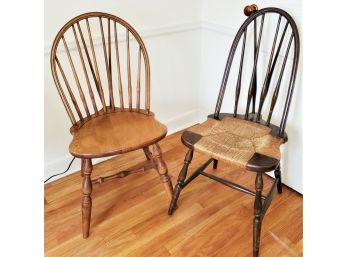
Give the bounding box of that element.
[274,163,282,194]
[168,149,194,215]
[81,158,93,239]
[253,172,263,257]
[150,143,173,200]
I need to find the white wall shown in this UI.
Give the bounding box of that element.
[45,0,302,193]
[200,0,302,193]
[44,0,203,179]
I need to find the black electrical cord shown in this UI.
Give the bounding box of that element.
[44,157,76,183]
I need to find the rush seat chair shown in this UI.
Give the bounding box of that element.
[168,5,300,257]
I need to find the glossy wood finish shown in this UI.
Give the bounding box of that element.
[244,4,258,16]
[44,131,303,257]
[171,5,300,257]
[213,7,300,137]
[51,12,151,126]
[168,149,194,214]
[50,12,172,238]
[274,164,282,194]
[69,111,167,158]
[81,159,93,238]
[253,172,263,257]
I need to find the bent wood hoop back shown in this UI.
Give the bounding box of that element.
[50,12,151,131]
[214,7,300,138]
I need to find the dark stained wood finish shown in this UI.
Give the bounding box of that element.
[213,159,218,169]
[168,149,194,215]
[246,153,280,172]
[213,7,300,137]
[274,163,282,194]
[171,5,300,257]
[253,172,264,257]
[44,131,303,257]
[50,12,173,238]
[181,130,202,149]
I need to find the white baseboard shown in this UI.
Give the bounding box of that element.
[164,109,201,135]
[44,109,202,183]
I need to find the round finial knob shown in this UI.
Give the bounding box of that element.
[244,4,258,16]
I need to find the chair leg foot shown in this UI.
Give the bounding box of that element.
[150,143,174,200]
[253,217,262,257]
[168,149,194,215]
[213,159,218,169]
[168,184,182,215]
[253,172,263,257]
[274,164,282,194]
[81,159,93,239]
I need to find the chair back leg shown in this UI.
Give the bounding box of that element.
[274,164,283,194]
[213,159,218,169]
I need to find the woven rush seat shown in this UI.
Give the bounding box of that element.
[182,117,284,171]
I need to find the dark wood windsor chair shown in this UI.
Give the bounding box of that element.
[50,12,174,238]
[168,5,300,257]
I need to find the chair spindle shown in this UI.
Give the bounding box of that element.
[126,30,132,110]
[136,46,142,112]
[53,56,76,124]
[245,14,265,119]
[107,18,114,109]
[86,18,107,112]
[76,22,101,114]
[256,15,282,122]
[72,25,98,114]
[267,34,294,126]
[100,17,114,110]
[234,28,247,117]
[252,19,257,114]
[114,21,124,110]
[55,55,83,120]
[62,36,90,118]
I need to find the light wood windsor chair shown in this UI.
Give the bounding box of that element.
[168,5,300,257]
[50,12,173,238]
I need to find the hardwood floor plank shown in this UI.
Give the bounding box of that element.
[45,130,303,256]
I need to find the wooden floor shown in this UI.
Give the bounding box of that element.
[45,130,303,257]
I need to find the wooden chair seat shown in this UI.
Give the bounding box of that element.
[181,116,283,172]
[50,12,174,238]
[69,111,167,158]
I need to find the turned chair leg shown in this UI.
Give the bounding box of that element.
[274,164,282,194]
[213,159,218,169]
[150,143,173,200]
[81,159,93,239]
[168,149,194,215]
[253,172,263,257]
[143,146,152,161]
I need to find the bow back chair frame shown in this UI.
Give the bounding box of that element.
[168,5,300,257]
[50,12,173,238]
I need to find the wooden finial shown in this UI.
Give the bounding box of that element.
[244,4,258,16]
